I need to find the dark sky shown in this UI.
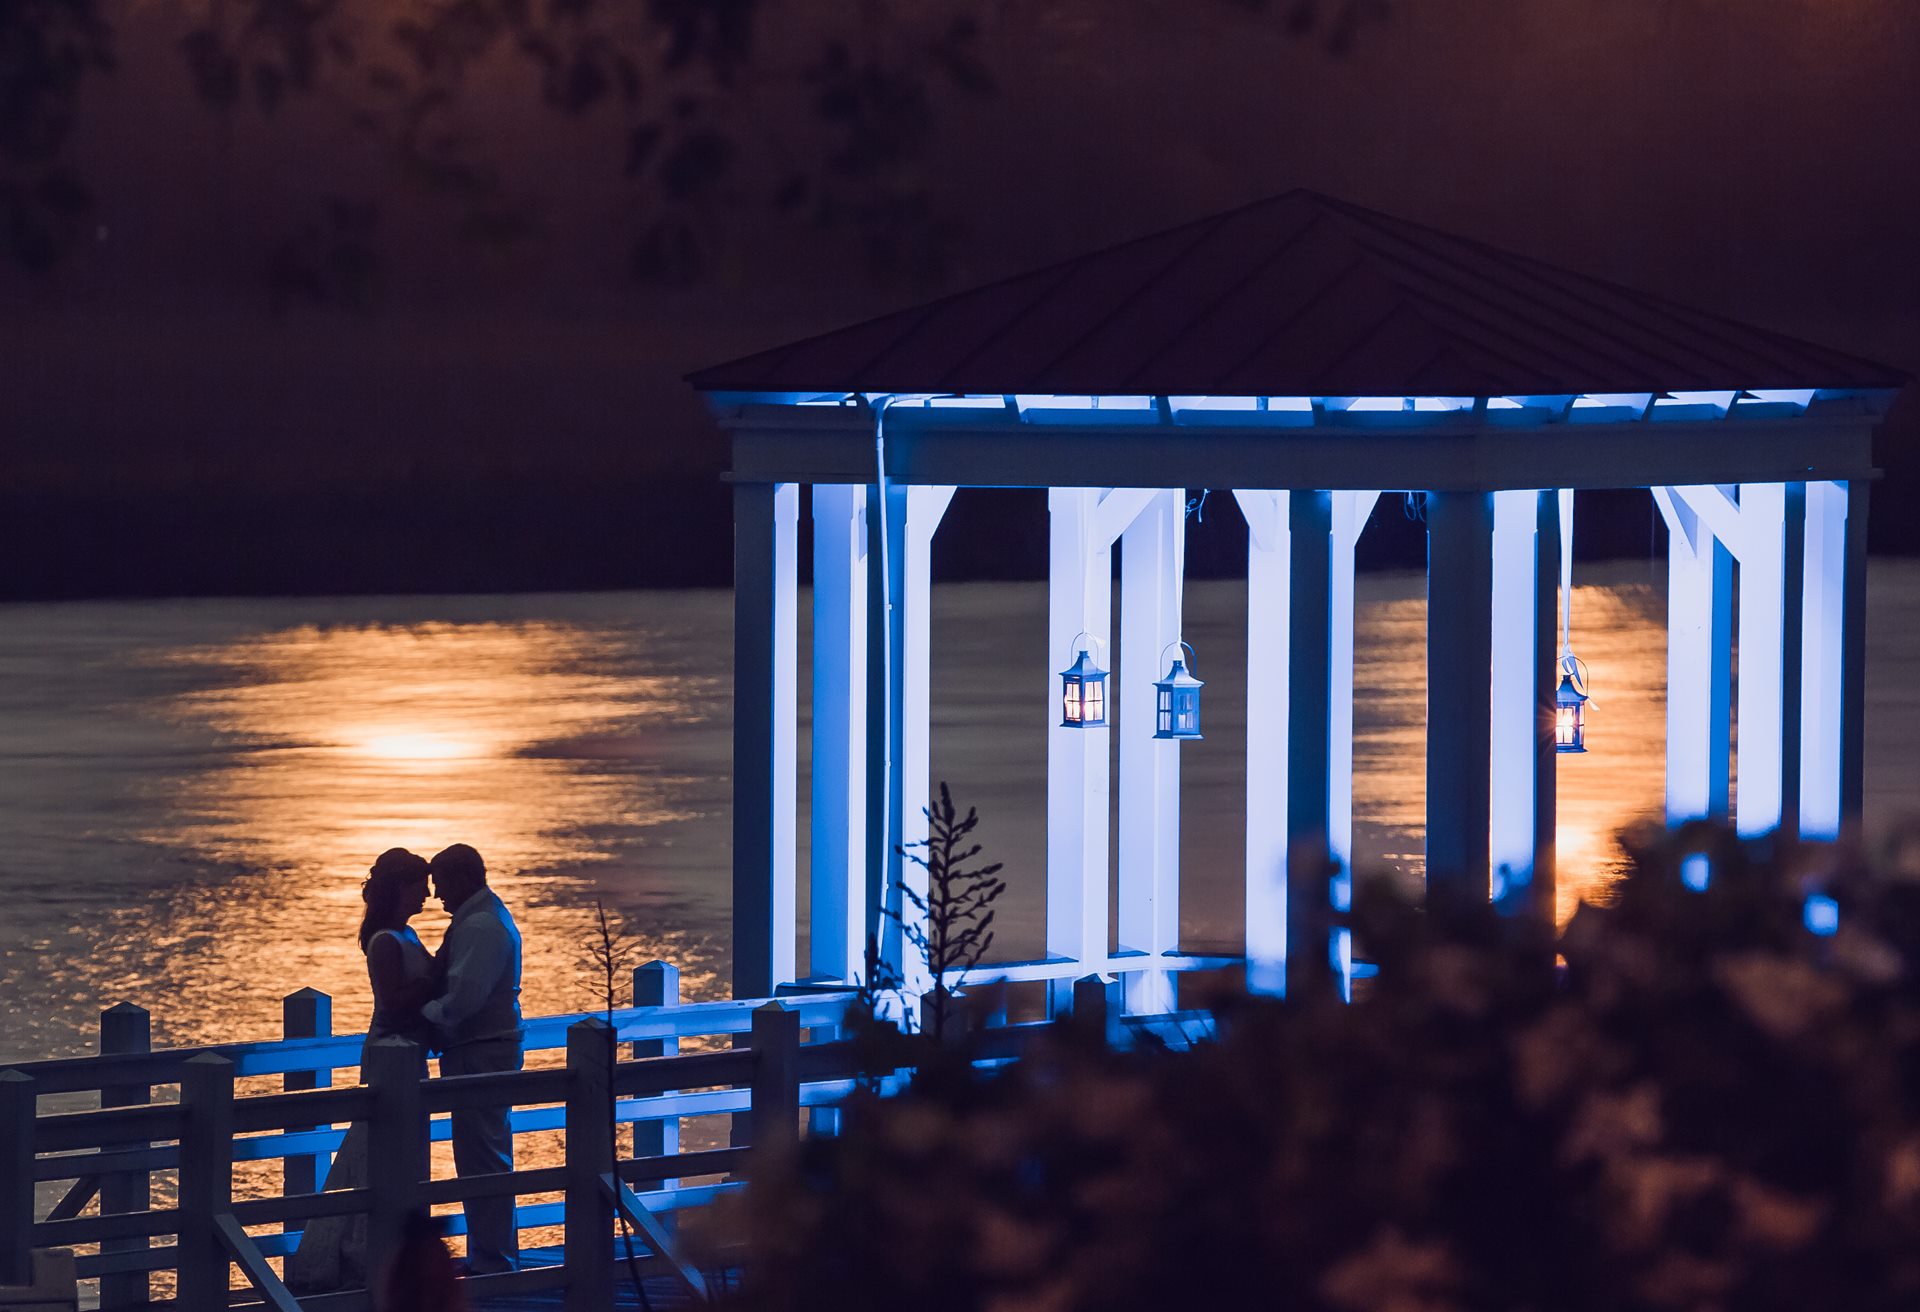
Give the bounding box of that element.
[2,1,1915,597]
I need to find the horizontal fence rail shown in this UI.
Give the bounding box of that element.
[2,953,1227,1309]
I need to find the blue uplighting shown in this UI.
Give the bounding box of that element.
[1681,854,1711,892]
[1804,894,1840,937]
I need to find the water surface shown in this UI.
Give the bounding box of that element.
[4,565,1918,1064]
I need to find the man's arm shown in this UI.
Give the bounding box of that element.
[422,916,508,1035]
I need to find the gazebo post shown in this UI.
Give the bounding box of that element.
[1425,490,1495,908]
[811,483,868,982]
[1329,491,1381,877]
[1735,481,1800,837]
[1287,490,1339,998]
[1798,479,1850,840]
[1654,485,1734,824]
[1839,478,1871,830]
[732,480,799,997]
[1781,482,1808,839]
[1046,486,1155,1012]
[1236,489,1290,995]
[872,483,955,997]
[1490,489,1555,914]
[1118,489,1185,1014]
[1532,489,1560,912]
[1047,487,1113,1015]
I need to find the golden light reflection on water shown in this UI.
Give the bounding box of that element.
[132,617,727,1044]
[1347,570,1671,925]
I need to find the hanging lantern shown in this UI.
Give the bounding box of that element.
[1553,489,1594,755]
[1555,654,1590,754]
[1059,636,1109,729]
[1153,641,1205,740]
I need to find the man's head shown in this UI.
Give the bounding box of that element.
[430,843,487,913]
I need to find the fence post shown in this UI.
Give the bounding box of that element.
[747,1002,800,1165]
[565,1019,615,1312]
[98,1002,151,1308]
[746,1002,800,1312]
[939,990,973,1050]
[178,1053,235,1310]
[0,1069,32,1287]
[365,1037,425,1285]
[630,961,679,1173]
[1072,974,1119,1044]
[281,987,333,1239]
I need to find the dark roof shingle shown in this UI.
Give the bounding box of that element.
[688,191,1906,396]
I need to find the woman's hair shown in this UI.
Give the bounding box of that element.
[358,847,431,953]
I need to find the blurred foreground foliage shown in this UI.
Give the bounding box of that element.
[724,824,1920,1312]
[2,0,1392,288]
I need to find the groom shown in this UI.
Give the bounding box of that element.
[422,843,525,1275]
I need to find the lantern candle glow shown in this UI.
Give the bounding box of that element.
[1555,655,1589,754]
[1059,642,1109,728]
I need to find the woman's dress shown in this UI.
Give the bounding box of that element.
[286,926,436,1292]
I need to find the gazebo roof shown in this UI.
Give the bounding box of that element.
[689,190,1904,398]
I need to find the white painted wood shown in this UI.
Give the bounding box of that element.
[895,484,955,996]
[1234,490,1290,995]
[1799,480,1847,839]
[1491,489,1540,889]
[732,482,799,996]
[1671,483,1747,560]
[1045,488,1164,1007]
[1119,489,1183,1015]
[771,484,799,989]
[809,484,868,982]
[1425,492,1494,901]
[1092,487,1160,551]
[1736,482,1788,836]
[1656,486,1735,825]
[1329,491,1380,875]
[1048,489,1112,993]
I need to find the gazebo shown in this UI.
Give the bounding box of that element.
[689,190,1904,1005]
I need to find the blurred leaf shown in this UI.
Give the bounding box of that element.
[772,172,808,212]
[180,28,240,107]
[252,61,285,114]
[624,122,663,177]
[658,129,733,199]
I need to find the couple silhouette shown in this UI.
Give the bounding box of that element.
[287,844,525,1294]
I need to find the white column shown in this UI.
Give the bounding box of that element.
[1799,480,1848,840]
[1234,490,1289,995]
[1118,489,1184,1014]
[1047,488,1111,991]
[1329,492,1380,875]
[1046,487,1156,1008]
[1490,489,1545,896]
[894,485,955,995]
[810,484,867,982]
[1425,491,1494,905]
[772,483,799,989]
[1653,485,1733,825]
[1736,482,1788,837]
[731,481,798,996]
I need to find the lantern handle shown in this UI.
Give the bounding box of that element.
[1064,631,1108,664]
[1157,639,1197,673]
[1560,650,1593,704]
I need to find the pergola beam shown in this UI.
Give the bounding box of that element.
[727,411,1878,493]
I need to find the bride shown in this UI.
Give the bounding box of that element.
[287,848,439,1293]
